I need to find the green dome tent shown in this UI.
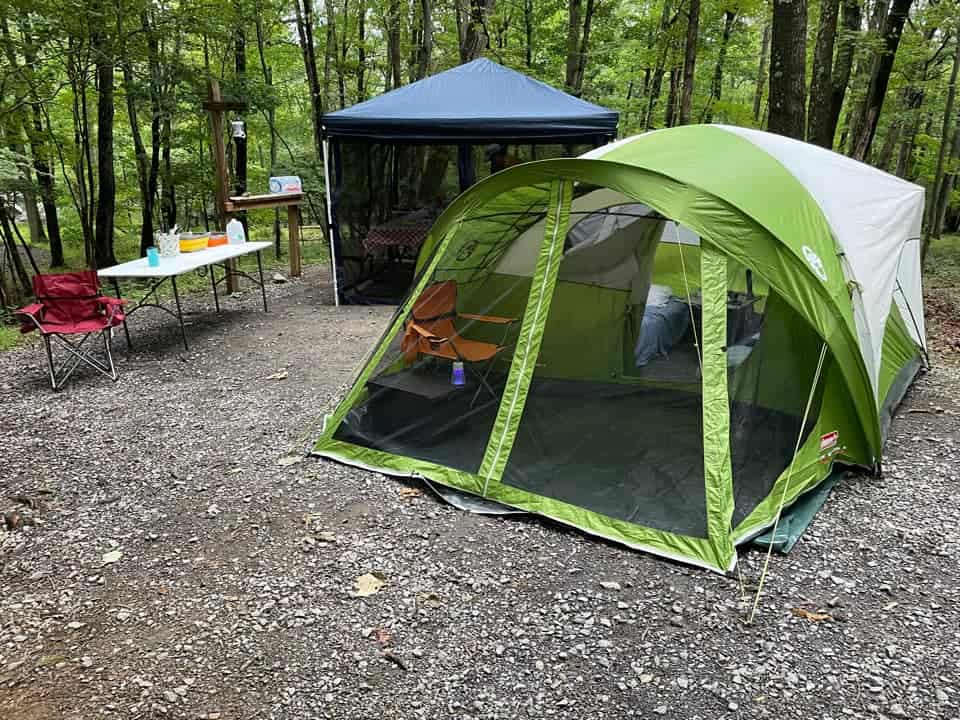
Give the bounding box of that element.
[313,125,927,573]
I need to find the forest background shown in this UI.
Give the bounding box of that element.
[0,0,958,303]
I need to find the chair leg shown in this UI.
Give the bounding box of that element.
[102,328,119,381]
[469,361,500,409]
[42,335,57,391]
[41,332,121,390]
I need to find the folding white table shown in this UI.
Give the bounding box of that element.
[98,242,271,351]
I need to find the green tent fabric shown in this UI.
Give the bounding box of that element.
[314,125,927,573]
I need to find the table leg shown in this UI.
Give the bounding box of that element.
[210,264,221,313]
[256,251,268,312]
[112,278,132,350]
[288,205,301,278]
[170,276,189,351]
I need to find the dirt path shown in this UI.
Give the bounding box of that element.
[2,266,959,719]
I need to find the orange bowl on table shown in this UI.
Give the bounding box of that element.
[207,233,228,247]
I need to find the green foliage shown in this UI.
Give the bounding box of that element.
[0,0,958,274]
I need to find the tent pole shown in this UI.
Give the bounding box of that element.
[322,137,340,307]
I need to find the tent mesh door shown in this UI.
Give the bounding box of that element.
[332,185,554,473]
[500,221,710,538]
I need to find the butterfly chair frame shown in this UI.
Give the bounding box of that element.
[16,271,126,391]
[401,281,517,407]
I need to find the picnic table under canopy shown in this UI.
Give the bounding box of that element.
[320,58,619,305]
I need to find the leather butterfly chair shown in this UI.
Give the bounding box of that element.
[16,271,126,390]
[400,280,516,403]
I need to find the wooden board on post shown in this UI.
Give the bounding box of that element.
[225,193,303,279]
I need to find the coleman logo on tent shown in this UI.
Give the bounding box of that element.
[820,431,839,450]
[802,245,828,282]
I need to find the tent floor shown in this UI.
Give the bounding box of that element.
[335,377,800,539]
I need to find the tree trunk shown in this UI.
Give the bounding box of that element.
[934,120,960,240]
[704,10,735,124]
[322,0,336,103]
[524,0,533,67]
[416,0,432,79]
[461,0,495,62]
[768,0,807,139]
[895,88,924,178]
[565,0,583,93]
[255,10,282,258]
[575,0,597,97]
[387,0,403,89]
[0,203,32,298]
[923,38,960,253]
[825,0,861,144]
[11,17,64,266]
[93,30,116,269]
[122,61,155,256]
[753,22,771,123]
[679,0,701,124]
[849,0,914,161]
[807,0,841,147]
[357,4,366,100]
[875,115,901,170]
[665,65,681,127]
[294,0,324,163]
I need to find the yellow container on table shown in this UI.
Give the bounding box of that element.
[179,233,208,253]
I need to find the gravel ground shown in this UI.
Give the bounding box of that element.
[2,265,959,720]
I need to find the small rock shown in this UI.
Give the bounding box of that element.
[599,581,622,591]
[669,615,683,627]
[272,273,288,284]
[888,703,907,718]
[653,705,668,715]
[162,690,179,704]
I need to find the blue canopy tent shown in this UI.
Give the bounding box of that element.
[320,58,619,304]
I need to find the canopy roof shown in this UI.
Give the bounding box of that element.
[321,58,620,143]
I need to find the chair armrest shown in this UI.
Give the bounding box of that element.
[14,303,44,332]
[408,322,443,342]
[98,296,127,306]
[16,302,44,318]
[459,312,516,325]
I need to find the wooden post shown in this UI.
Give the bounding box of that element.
[207,80,229,231]
[287,205,301,278]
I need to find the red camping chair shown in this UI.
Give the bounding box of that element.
[15,271,126,390]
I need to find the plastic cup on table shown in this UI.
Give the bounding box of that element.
[147,247,160,267]
[452,361,466,387]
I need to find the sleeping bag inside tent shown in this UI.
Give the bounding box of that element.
[313,125,927,573]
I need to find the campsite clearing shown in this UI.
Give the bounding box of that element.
[1,264,959,719]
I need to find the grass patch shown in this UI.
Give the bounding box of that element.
[0,323,22,351]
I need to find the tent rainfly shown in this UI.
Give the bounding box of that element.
[313,125,927,573]
[320,58,619,305]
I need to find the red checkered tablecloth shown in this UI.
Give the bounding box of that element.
[363,211,435,254]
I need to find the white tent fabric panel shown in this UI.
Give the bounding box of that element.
[496,188,700,280]
[717,125,926,396]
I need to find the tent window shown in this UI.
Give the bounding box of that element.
[725,261,826,528]
[331,190,551,474]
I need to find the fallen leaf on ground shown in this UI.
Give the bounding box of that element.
[265,370,288,380]
[399,487,423,499]
[790,607,833,621]
[371,628,393,646]
[353,572,386,597]
[417,591,443,608]
[102,550,123,565]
